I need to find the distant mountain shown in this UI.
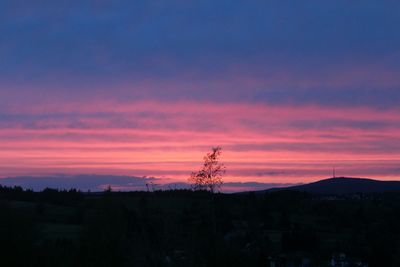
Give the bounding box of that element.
[265,177,400,194]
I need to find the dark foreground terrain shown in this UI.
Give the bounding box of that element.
[1,185,399,267]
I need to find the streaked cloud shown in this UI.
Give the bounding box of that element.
[0,100,399,182]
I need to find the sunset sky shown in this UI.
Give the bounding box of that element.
[1,1,400,191]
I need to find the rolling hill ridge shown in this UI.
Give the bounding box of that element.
[265,177,400,194]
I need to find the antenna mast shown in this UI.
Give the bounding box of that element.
[333,167,336,178]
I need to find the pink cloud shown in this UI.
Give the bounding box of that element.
[1,100,400,183]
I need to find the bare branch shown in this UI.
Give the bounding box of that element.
[188,146,225,193]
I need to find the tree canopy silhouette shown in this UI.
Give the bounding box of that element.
[189,146,225,193]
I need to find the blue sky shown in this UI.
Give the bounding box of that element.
[1,1,400,188]
[1,0,399,105]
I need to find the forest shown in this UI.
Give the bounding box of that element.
[0,185,399,267]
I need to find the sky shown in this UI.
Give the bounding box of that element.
[1,1,400,191]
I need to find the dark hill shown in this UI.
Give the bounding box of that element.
[266,177,400,194]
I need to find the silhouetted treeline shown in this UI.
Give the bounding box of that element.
[0,185,400,267]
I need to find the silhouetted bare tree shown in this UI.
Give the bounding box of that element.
[189,146,225,193]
